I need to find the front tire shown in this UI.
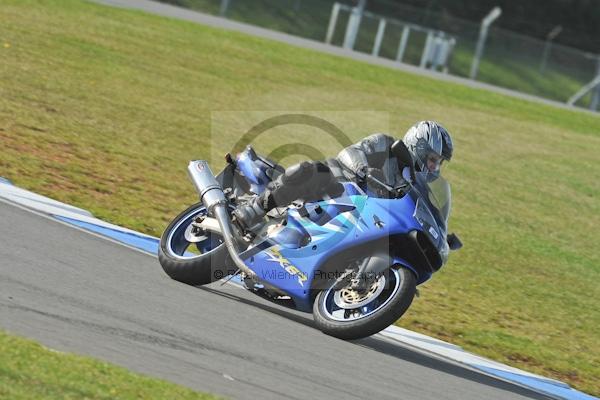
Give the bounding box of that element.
[158,203,231,286]
[313,266,416,340]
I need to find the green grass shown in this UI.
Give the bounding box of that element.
[1,0,599,396]
[0,330,220,399]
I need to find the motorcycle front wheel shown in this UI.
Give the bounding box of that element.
[158,202,232,286]
[313,266,416,340]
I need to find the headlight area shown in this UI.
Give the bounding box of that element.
[413,198,441,242]
[413,198,449,265]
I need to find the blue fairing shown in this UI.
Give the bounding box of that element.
[243,192,426,311]
[236,150,271,194]
[235,152,436,312]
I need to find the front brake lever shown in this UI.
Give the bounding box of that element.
[366,174,394,193]
[367,174,412,199]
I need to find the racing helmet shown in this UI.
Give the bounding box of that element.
[402,121,453,173]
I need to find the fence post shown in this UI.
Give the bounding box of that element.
[372,18,387,56]
[567,74,600,107]
[343,8,359,49]
[219,0,231,17]
[540,25,562,74]
[470,7,502,80]
[343,0,367,50]
[420,31,434,68]
[325,3,341,44]
[396,26,410,62]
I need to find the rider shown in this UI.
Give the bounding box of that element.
[233,120,454,229]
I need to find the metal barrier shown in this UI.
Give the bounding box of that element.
[568,58,600,109]
[326,2,456,73]
[161,0,600,111]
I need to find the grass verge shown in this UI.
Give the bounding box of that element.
[1,0,599,396]
[0,330,220,399]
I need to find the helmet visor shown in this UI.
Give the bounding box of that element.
[425,153,444,173]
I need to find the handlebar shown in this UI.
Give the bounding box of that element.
[366,174,410,198]
[366,174,394,192]
[340,164,409,198]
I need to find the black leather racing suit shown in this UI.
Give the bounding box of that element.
[234,133,401,228]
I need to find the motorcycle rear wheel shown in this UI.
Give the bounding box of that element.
[313,266,416,340]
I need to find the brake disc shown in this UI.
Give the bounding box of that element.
[183,223,209,243]
[333,275,386,309]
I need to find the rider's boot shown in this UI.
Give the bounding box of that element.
[232,194,270,230]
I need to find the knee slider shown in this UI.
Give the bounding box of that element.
[282,161,314,185]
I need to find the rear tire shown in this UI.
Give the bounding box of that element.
[313,266,416,340]
[158,203,231,286]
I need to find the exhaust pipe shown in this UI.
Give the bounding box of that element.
[187,160,227,212]
[187,161,256,278]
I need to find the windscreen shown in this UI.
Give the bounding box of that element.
[414,172,451,231]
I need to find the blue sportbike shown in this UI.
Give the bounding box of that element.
[158,141,462,339]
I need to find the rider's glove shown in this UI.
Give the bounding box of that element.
[355,165,368,182]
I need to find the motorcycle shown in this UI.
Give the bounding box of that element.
[158,140,462,339]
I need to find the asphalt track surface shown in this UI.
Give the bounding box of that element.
[0,200,554,399]
[92,0,598,116]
